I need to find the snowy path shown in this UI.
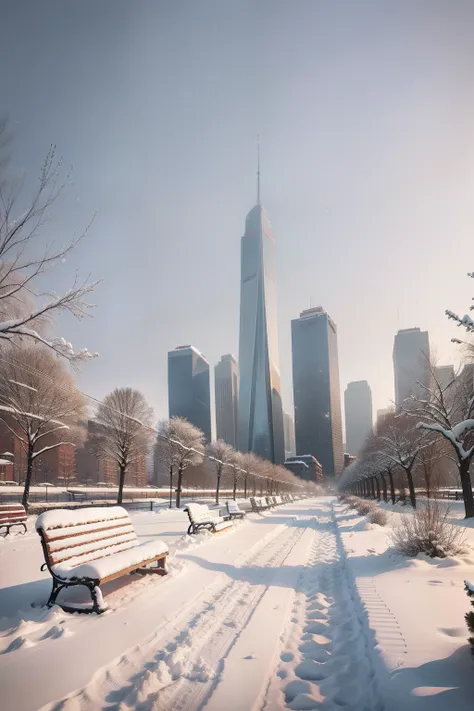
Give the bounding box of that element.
[263,503,383,711]
[3,497,474,711]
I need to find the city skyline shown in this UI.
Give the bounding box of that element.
[2,2,470,429]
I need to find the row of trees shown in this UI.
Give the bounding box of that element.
[339,355,474,517]
[0,346,309,510]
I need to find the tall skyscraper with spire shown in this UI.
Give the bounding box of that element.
[237,144,285,463]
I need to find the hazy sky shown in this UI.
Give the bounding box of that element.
[2,1,474,434]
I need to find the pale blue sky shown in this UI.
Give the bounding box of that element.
[2,1,474,431]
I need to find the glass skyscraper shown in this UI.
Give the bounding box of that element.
[168,345,211,442]
[238,200,284,464]
[291,307,344,478]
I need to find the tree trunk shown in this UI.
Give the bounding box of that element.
[405,467,416,509]
[176,464,184,508]
[375,477,381,501]
[253,477,256,496]
[233,477,237,500]
[459,457,474,518]
[117,463,127,504]
[388,470,395,504]
[370,477,376,499]
[380,473,387,502]
[169,465,173,508]
[244,475,248,498]
[21,446,34,512]
[215,472,221,505]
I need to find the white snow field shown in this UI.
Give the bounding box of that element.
[1,497,474,711]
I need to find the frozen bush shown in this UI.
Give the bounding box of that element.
[368,507,388,526]
[390,501,466,558]
[356,500,376,516]
[346,496,361,509]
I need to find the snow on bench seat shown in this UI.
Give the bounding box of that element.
[226,500,245,518]
[36,506,169,614]
[184,503,233,534]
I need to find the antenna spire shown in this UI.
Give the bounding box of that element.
[257,135,261,205]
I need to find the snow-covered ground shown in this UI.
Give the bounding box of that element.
[1,497,474,711]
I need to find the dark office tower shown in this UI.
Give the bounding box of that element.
[168,345,211,442]
[215,354,238,448]
[344,381,373,456]
[237,154,284,463]
[393,328,430,408]
[291,307,344,478]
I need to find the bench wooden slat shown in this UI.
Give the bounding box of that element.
[46,522,135,552]
[49,531,137,566]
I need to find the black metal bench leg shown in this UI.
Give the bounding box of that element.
[88,582,104,614]
[47,579,63,607]
[21,522,27,534]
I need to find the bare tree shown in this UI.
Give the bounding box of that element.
[0,120,98,361]
[155,417,204,508]
[376,412,430,509]
[406,362,474,518]
[206,439,235,504]
[228,450,244,500]
[95,388,154,505]
[446,272,474,359]
[0,347,86,509]
[240,452,260,499]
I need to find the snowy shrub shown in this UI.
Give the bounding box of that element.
[390,501,466,558]
[346,496,361,509]
[356,500,376,516]
[368,507,388,526]
[465,581,474,657]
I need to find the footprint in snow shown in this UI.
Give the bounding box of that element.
[284,680,312,703]
[295,659,327,682]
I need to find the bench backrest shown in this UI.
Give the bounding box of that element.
[274,496,282,504]
[227,500,241,514]
[0,503,27,525]
[185,503,213,523]
[35,506,137,572]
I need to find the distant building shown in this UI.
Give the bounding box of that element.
[291,307,344,479]
[393,328,430,408]
[283,412,296,458]
[434,364,455,391]
[168,345,211,442]
[237,175,285,464]
[344,381,373,456]
[0,414,76,485]
[344,453,357,469]
[376,409,391,433]
[215,354,238,448]
[285,455,323,484]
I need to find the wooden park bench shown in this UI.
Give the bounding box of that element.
[36,506,168,614]
[184,503,233,535]
[273,495,283,506]
[226,500,246,519]
[250,497,271,512]
[0,503,27,535]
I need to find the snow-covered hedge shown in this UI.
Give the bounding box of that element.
[390,501,466,558]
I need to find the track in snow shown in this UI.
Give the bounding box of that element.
[46,515,310,711]
[263,503,384,711]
